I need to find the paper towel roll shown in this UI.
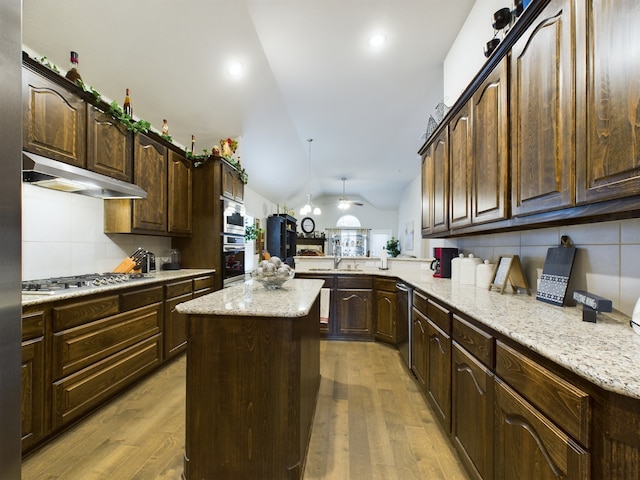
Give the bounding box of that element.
[380,249,388,269]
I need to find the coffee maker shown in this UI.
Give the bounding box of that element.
[431,247,459,278]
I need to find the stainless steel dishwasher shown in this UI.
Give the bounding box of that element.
[396,281,413,371]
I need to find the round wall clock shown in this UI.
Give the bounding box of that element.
[301,217,315,234]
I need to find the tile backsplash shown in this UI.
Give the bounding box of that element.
[436,219,640,317]
[22,184,171,280]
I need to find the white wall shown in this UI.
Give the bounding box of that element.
[443,0,513,104]
[22,184,171,280]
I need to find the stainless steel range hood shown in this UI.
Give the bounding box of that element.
[22,152,147,199]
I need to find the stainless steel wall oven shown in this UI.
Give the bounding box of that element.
[222,234,245,287]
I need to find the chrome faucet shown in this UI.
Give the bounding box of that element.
[334,254,342,269]
[333,240,342,269]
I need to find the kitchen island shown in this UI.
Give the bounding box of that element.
[175,278,323,480]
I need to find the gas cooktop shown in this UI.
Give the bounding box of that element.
[22,273,146,295]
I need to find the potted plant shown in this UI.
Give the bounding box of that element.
[384,237,400,257]
[245,224,263,241]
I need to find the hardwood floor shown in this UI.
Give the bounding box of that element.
[22,340,469,480]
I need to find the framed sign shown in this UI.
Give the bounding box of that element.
[489,255,530,295]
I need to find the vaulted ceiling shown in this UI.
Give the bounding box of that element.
[22,0,475,211]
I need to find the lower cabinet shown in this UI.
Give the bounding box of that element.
[427,320,451,428]
[374,278,398,344]
[164,279,193,359]
[452,343,494,480]
[411,290,429,394]
[21,309,46,453]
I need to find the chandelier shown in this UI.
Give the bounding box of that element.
[299,138,321,215]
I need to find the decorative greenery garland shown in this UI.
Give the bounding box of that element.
[35,54,248,184]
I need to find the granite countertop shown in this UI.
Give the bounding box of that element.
[297,265,640,400]
[21,269,216,307]
[175,278,324,318]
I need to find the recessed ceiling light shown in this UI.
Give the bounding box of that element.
[227,61,244,77]
[368,34,386,48]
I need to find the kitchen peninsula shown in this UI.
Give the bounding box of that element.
[175,278,323,480]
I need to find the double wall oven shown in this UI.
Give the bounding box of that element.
[222,198,246,287]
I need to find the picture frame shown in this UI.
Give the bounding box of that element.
[489,255,530,295]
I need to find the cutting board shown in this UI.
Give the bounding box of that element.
[536,245,577,306]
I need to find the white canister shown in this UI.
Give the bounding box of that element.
[451,253,464,283]
[460,254,482,285]
[476,260,496,289]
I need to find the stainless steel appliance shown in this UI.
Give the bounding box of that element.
[1,2,24,474]
[222,234,245,287]
[396,281,413,370]
[222,198,245,236]
[22,273,147,295]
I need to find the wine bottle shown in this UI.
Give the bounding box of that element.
[123,88,133,117]
[65,51,82,83]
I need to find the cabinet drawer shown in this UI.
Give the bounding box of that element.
[496,341,590,447]
[413,289,428,316]
[453,314,494,368]
[337,275,372,289]
[53,303,162,379]
[427,298,451,333]
[52,334,162,428]
[53,295,120,331]
[193,275,214,292]
[166,279,193,298]
[120,285,164,311]
[374,277,397,292]
[22,309,45,341]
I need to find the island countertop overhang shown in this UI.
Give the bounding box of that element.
[175,278,324,317]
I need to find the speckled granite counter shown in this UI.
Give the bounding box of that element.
[175,278,324,317]
[21,269,215,307]
[296,265,640,400]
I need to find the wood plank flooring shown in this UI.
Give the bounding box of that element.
[22,340,469,480]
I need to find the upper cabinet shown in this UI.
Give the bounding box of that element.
[86,106,132,182]
[22,67,87,168]
[221,159,244,202]
[576,0,640,203]
[511,0,575,217]
[472,58,510,224]
[420,0,640,238]
[168,149,193,236]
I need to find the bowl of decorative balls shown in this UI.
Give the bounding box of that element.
[251,256,295,289]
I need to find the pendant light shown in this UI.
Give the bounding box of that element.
[299,139,321,216]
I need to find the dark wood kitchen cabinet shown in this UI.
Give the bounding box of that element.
[421,128,449,235]
[471,57,509,225]
[168,149,193,236]
[104,133,168,234]
[510,0,575,217]
[449,102,472,229]
[374,277,398,344]
[426,298,452,430]
[21,309,46,453]
[164,279,193,360]
[221,159,244,202]
[411,289,429,395]
[335,275,373,339]
[576,0,640,204]
[22,67,87,168]
[86,105,133,182]
[451,314,495,480]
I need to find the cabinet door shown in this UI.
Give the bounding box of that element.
[165,292,192,359]
[576,0,640,203]
[421,152,433,235]
[411,307,429,394]
[22,329,45,453]
[86,106,132,182]
[449,102,473,229]
[495,378,590,480]
[472,57,509,224]
[427,320,451,429]
[221,161,244,202]
[133,134,167,233]
[168,150,193,235]
[432,129,449,233]
[452,343,494,480]
[511,0,576,216]
[23,68,86,167]
[375,290,396,343]
[336,289,372,336]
